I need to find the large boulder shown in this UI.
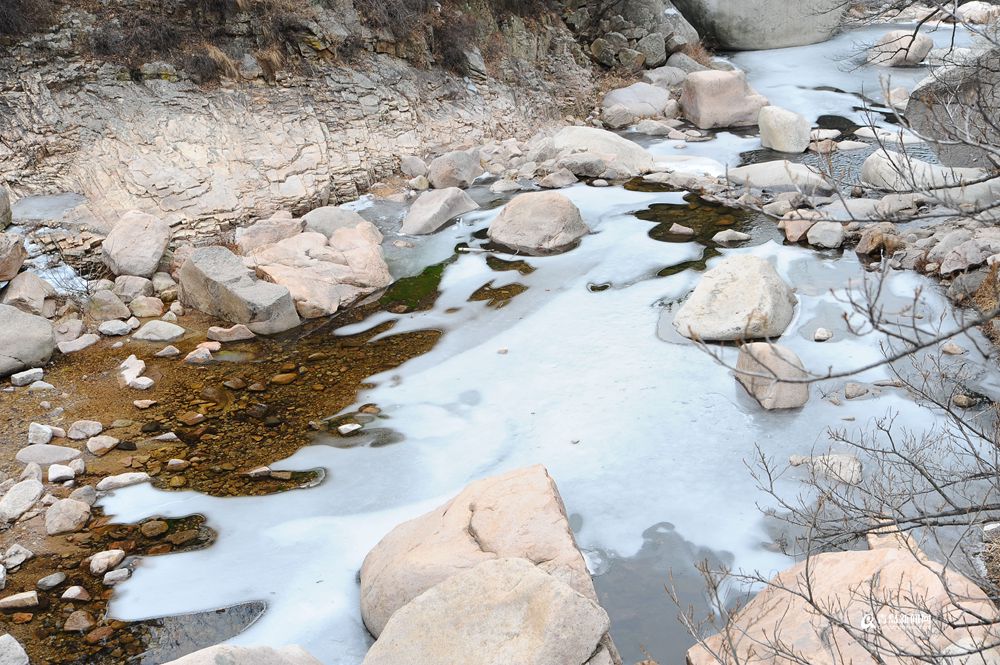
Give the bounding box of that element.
[868,30,934,67]
[363,558,615,665]
[735,342,809,409]
[360,466,603,638]
[251,223,392,318]
[680,71,769,130]
[552,127,655,176]
[427,150,483,189]
[687,547,1000,665]
[758,106,811,153]
[179,246,300,334]
[860,150,1000,212]
[673,255,796,341]
[0,233,26,281]
[401,188,479,235]
[101,210,171,277]
[671,0,846,50]
[601,82,675,118]
[162,645,322,665]
[488,192,590,255]
[0,304,55,377]
[727,160,835,195]
[906,49,1000,168]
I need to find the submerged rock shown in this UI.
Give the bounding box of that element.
[735,342,809,410]
[363,558,614,665]
[401,188,480,235]
[179,246,300,334]
[673,255,796,341]
[488,192,589,255]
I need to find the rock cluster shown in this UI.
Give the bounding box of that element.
[360,466,620,664]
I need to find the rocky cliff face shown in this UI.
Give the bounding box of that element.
[0,3,595,235]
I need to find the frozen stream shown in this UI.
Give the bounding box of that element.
[100,24,994,665]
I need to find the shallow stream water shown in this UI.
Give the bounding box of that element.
[98,23,997,665]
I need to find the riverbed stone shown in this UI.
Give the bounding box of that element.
[362,558,613,665]
[680,70,769,130]
[602,82,674,118]
[0,480,43,522]
[102,210,171,277]
[48,464,74,483]
[552,126,655,176]
[0,634,29,665]
[179,246,300,335]
[45,499,91,535]
[642,65,687,88]
[132,320,185,342]
[98,320,131,336]
[868,30,934,67]
[162,645,323,665]
[735,342,809,410]
[58,333,99,355]
[112,275,153,303]
[806,222,845,248]
[1,271,56,317]
[86,435,119,456]
[687,547,1000,665]
[207,324,256,342]
[759,106,811,153]
[235,217,305,254]
[401,188,480,235]
[0,592,38,611]
[673,255,796,341]
[488,192,589,255]
[89,549,125,575]
[729,160,834,195]
[68,420,102,439]
[88,290,131,321]
[427,150,483,189]
[360,465,604,639]
[0,234,26,282]
[15,444,81,467]
[302,206,367,239]
[0,303,55,378]
[27,422,52,444]
[129,296,165,318]
[96,472,150,491]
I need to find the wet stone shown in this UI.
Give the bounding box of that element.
[37,571,67,590]
[64,609,96,632]
[178,411,206,426]
[140,520,169,538]
[270,373,298,385]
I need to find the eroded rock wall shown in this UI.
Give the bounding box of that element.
[0,7,594,235]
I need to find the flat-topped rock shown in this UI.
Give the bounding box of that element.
[15,444,82,467]
[179,246,300,335]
